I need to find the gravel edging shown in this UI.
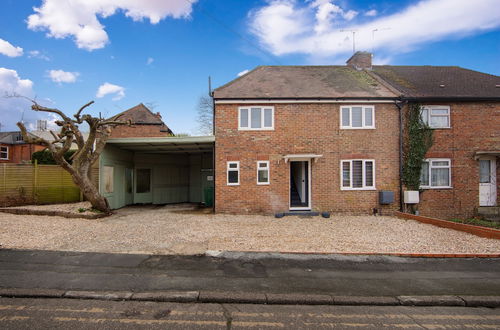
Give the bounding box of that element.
[0,208,108,219]
[1,288,499,307]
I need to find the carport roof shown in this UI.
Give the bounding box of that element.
[106,135,214,154]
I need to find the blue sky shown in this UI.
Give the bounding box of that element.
[1,0,499,134]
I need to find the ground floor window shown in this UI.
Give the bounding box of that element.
[227,161,240,185]
[257,161,270,184]
[420,159,451,188]
[0,146,8,160]
[341,159,375,190]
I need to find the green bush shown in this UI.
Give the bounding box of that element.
[32,150,76,165]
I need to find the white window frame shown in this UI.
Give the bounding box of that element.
[256,161,270,185]
[227,161,240,186]
[340,159,376,190]
[340,105,375,129]
[420,158,452,189]
[238,106,274,130]
[421,105,451,128]
[0,146,8,160]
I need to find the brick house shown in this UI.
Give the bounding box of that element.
[212,52,500,219]
[0,131,45,164]
[109,103,173,138]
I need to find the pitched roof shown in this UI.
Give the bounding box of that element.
[214,66,397,99]
[372,66,500,99]
[214,64,500,101]
[113,103,164,124]
[0,131,24,144]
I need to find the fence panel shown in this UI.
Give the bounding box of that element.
[0,163,81,206]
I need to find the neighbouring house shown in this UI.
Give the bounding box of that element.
[0,131,45,163]
[109,103,174,138]
[212,51,500,219]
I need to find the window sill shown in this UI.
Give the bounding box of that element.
[238,128,274,131]
[227,183,240,186]
[257,182,270,185]
[420,186,453,190]
[340,127,375,130]
[340,187,377,191]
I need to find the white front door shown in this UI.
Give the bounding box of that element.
[479,158,497,206]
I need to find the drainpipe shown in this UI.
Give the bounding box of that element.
[210,78,216,212]
[396,99,406,212]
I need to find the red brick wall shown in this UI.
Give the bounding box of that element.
[416,102,500,219]
[215,103,401,215]
[109,124,172,138]
[0,143,45,164]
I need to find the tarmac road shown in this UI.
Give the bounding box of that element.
[0,297,499,329]
[0,249,499,296]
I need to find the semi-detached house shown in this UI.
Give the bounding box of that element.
[212,52,500,219]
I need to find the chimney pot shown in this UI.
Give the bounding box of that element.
[346,51,372,70]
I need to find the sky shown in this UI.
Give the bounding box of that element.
[0,0,499,135]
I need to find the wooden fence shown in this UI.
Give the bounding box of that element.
[0,162,81,206]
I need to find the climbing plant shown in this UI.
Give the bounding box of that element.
[402,103,434,190]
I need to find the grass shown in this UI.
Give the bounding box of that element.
[449,217,500,229]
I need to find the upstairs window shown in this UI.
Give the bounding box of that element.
[340,106,375,129]
[341,160,375,190]
[257,161,270,185]
[239,107,274,130]
[421,106,450,128]
[227,161,240,185]
[420,159,451,188]
[0,146,8,160]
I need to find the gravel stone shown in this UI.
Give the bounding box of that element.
[1,203,499,255]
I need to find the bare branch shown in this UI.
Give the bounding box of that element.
[74,100,94,122]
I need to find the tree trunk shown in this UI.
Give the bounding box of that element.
[72,171,110,214]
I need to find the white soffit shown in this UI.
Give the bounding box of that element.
[283,154,323,163]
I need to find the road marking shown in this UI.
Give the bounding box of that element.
[0,316,30,321]
[53,316,284,327]
[304,322,422,328]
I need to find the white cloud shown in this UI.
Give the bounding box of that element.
[0,68,57,131]
[249,0,500,59]
[27,0,198,51]
[364,9,377,17]
[146,57,154,65]
[96,82,125,100]
[0,39,23,57]
[48,69,79,83]
[237,69,250,77]
[28,50,50,61]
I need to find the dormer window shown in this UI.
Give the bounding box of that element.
[421,106,450,128]
[238,106,274,130]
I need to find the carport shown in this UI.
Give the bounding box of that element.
[99,136,214,210]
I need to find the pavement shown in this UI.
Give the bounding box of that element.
[1,298,500,329]
[0,249,500,307]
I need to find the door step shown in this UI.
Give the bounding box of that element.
[477,206,500,222]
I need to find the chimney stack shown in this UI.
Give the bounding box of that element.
[346,51,372,70]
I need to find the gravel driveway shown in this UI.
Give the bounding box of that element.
[1,203,499,255]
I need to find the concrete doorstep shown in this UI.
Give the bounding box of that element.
[1,288,499,307]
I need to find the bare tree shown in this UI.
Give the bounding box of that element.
[17,99,130,214]
[196,95,213,135]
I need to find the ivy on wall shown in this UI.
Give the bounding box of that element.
[402,103,434,191]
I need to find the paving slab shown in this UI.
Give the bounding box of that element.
[131,291,199,302]
[64,290,133,301]
[332,295,399,306]
[199,291,267,304]
[266,293,333,305]
[460,295,500,307]
[397,295,465,306]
